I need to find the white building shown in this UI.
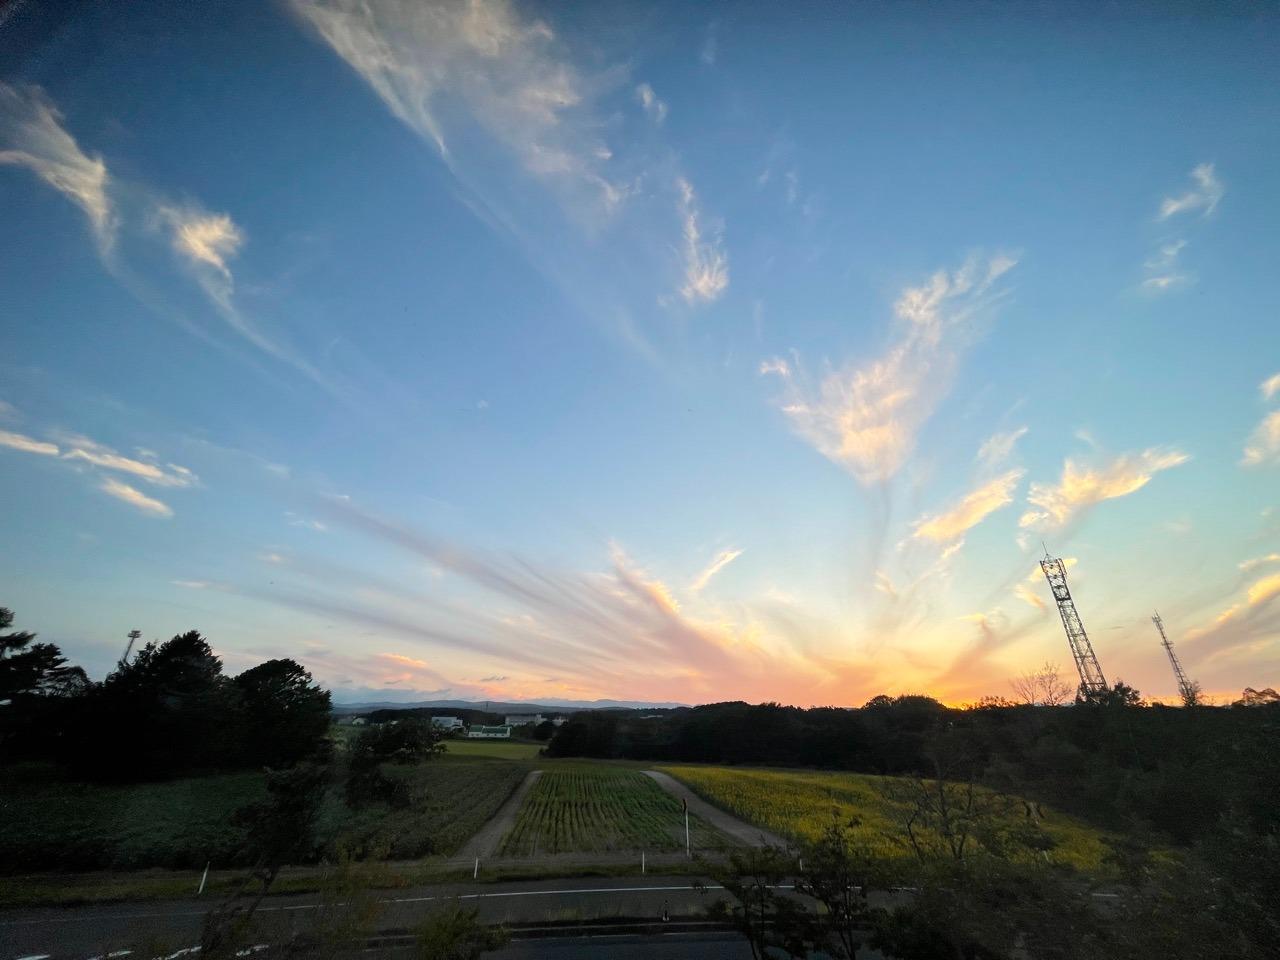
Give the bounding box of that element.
[431,716,464,731]
[467,725,513,739]
[504,713,545,726]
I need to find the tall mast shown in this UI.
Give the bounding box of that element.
[1152,612,1199,706]
[1040,554,1108,699]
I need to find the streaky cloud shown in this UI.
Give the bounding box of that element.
[0,83,114,252]
[1159,162,1224,220]
[1020,447,1189,531]
[690,547,744,593]
[911,469,1024,544]
[766,254,1016,485]
[99,477,173,518]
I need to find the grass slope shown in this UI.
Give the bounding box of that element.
[658,764,1111,871]
[498,768,729,856]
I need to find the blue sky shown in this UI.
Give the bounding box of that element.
[1,1,1277,706]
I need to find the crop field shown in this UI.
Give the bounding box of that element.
[0,757,527,872]
[498,768,729,856]
[338,758,527,859]
[658,765,1111,871]
[0,768,268,872]
[443,739,544,760]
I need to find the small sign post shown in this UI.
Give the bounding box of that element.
[683,798,690,858]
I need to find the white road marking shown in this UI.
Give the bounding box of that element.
[3,882,776,927]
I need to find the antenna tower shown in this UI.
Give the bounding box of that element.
[1151,612,1199,706]
[119,629,141,670]
[1039,554,1108,699]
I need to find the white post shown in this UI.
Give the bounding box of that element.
[642,850,645,874]
[198,861,210,895]
[473,856,479,879]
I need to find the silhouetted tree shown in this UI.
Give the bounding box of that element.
[0,606,87,701]
[77,630,240,779]
[235,658,331,767]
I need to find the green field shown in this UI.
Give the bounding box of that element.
[658,765,1111,870]
[0,768,267,872]
[0,758,527,872]
[442,739,544,760]
[498,768,729,856]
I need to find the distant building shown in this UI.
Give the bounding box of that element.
[551,718,566,726]
[431,716,464,731]
[467,725,512,739]
[350,717,367,726]
[504,714,544,726]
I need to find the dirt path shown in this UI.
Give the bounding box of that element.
[457,769,543,859]
[642,770,789,849]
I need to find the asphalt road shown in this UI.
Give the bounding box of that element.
[0,877,753,959]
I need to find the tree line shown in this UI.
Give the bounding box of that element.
[1,607,331,780]
[547,684,1278,844]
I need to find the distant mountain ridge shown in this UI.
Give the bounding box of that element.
[330,697,688,715]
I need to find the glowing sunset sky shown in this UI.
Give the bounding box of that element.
[1,1,1277,706]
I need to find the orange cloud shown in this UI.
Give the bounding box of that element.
[1020,448,1189,530]
[912,469,1023,543]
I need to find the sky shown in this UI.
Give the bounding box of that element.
[1,1,1278,707]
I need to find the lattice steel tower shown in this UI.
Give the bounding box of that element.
[1040,555,1108,698]
[1151,612,1199,706]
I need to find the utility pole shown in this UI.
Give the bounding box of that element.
[1040,554,1108,700]
[1152,612,1200,706]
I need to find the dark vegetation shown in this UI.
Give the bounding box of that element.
[2,612,331,780]
[568,691,1279,959]
[547,689,1278,845]
[0,607,524,873]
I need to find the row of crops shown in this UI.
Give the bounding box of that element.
[497,768,730,856]
[657,764,1111,870]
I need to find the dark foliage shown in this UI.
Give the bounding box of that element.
[345,718,444,806]
[234,659,332,768]
[1,607,333,781]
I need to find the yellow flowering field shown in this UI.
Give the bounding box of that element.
[656,764,1112,871]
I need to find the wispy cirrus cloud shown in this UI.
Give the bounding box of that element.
[1159,163,1224,220]
[0,428,60,457]
[291,0,625,218]
[1141,164,1224,295]
[1019,447,1189,531]
[99,477,173,518]
[274,496,863,703]
[0,416,195,516]
[976,426,1028,468]
[156,204,244,280]
[2,83,329,387]
[1141,239,1190,293]
[55,432,197,488]
[1242,372,1280,467]
[762,254,1016,484]
[1261,372,1280,402]
[911,469,1024,544]
[152,201,327,385]
[690,547,743,593]
[676,177,729,304]
[1239,553,1280,573]
[635,83,666,124]
[1241,411,1280,466]
[291,0,728,330]
[1185,565,1280,665]
[0,83,115,252]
